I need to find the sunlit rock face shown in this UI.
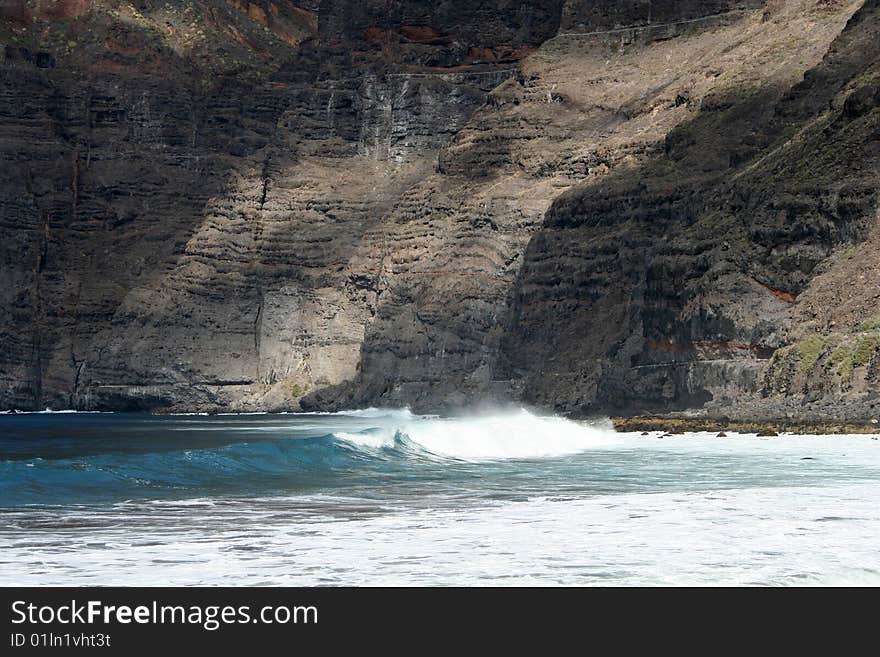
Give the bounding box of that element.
[500,0,880,422]
[1,0,877,421]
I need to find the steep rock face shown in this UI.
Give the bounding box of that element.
[503,0,879,420]
[312,0,871,414]
[0,0,563,411]
[318,0,563,46]
[0,0,877,419]
[559,0,761,32]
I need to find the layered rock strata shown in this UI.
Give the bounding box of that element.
[1,0,877,422]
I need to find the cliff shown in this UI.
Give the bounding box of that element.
[1,0,877,421]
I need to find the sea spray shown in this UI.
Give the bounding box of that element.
[333,408,618,460]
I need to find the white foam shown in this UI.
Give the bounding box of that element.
[334,430,396,449]
[0,409,106,414]
[6,482,880,586]
[334,408,617,460]
[332,407,420,420]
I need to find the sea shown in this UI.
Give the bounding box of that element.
[1,408,879,586]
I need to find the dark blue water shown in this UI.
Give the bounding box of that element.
[0,411,440,506]
[2,410,879,585]
[2,409,878,507]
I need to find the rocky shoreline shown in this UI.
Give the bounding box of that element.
[611,416,880,435]
[4,404,879,437]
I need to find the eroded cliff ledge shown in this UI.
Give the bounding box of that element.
[1,0,877,421]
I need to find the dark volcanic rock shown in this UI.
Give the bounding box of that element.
[500,0,880,420]
[0,0,877,421]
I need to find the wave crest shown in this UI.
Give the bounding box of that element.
[0,408,616,505]
[333,408,616,460]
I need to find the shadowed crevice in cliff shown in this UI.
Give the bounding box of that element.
[498,0,880,419]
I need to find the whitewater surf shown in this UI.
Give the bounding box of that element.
[2,409,879,585]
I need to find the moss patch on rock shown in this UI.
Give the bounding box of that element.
[797,333,826,372]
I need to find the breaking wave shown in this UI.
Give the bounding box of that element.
[333,409,616,460]
[0,409,614,506]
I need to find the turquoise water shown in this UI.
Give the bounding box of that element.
[2,409,879,585]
